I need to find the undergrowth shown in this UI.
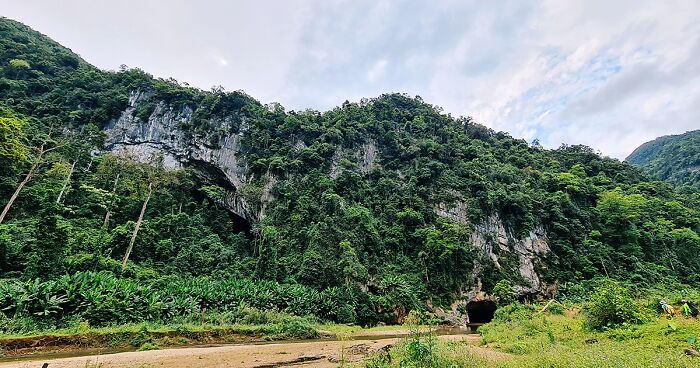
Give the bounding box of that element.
[363,281,700,368]
[0,306,319,356]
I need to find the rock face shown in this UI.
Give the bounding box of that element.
[428,213,550,326]
[104,91,258,222]
[329,141,380,179]
[433,192,469,224]
[431,203,550,300]
[104,91,384,224]
[470,214,550,295]
[356,140,379,174]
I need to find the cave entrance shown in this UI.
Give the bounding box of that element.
[190,187,252,236]
[187,159,253,235]
[466,300,497,324]
[230,211,252,236]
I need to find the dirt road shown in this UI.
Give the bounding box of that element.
[0,334,489,368]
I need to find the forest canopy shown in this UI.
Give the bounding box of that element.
[0,17,699,330]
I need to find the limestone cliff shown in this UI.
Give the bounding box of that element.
[104,91,258,222]
[105,90,551,301]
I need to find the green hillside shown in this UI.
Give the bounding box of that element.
[626,130,700,189]
[1,17,699,332]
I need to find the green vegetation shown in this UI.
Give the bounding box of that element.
[0,16,699,344]
[0,107,27,167]
[492,279,517,306]
[0,271,360,334]
[627,129,700,189]
[365,282,700,367]
[0,308,318,357]
[582,280,644,331]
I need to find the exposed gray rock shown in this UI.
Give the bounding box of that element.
[432,306,469,327]
[329,148,343,179]
[258,173,277,220]
[469,215,510,267]
[433,192,469,224]
[294,139,307,151]
[356,140,378,174]
[513,225,550,294]
[469,215,550,296]
[330,141,380,179]
[433,279,497,327]
[432,205,550,301]
[105,92,387,223]
[104,91,254,221]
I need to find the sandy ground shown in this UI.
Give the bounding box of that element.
[0,334,492,368]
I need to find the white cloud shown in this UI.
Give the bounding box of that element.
[2,0,699,158]
[367,59,388,82]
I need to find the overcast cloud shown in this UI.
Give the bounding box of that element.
[2,0,699,158]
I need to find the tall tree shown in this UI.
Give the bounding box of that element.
[120,154,179,269]
[0,137,64,224]
[122,181,153,269]
[103,172,120,228]
[55,124,104,204]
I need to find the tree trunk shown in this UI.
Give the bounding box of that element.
[600,257,609,277]
[0,148,44,225]
[56,159,78,204]
[121,182,152,269]
[103,173,120,228]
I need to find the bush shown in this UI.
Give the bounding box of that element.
[238,307,286,325]
[277,317,318,339]
[138,342,160,351]
[0,272,368,332]
[493,279,517,305]
[491,302,536,324]
[547,302,565,315]
[584,280,644,331]
[396,311,443,367]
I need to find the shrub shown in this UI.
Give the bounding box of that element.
[400,311,442,367]
[547,302,565,315]
[0,272,372,331]
[277,317,318,339]
[8,59,30,70]
[238,307,286,325]
[491,302,535,324]
[493,279,517,305]
[584,280,644,331]
[138,342,160,351]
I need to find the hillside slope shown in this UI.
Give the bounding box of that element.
[626,130,700,189]
[1,17,700,327]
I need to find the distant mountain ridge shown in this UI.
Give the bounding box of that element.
[626,130,700,189]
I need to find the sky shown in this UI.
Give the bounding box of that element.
[2,0,699,159]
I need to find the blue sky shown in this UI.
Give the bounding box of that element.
[2,0,699,159]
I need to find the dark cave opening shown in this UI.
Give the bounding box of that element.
[185,159,253,236]
[230,211,252,235]
[189,186,252,236]
[466,300,497,324]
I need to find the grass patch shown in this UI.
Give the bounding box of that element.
[137,342,160,351]
[0,308,319,358]
[319,323,415,335]
[480,312,700,367]
[363,303,700,367]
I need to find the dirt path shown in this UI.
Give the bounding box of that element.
[0,334,487,368]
